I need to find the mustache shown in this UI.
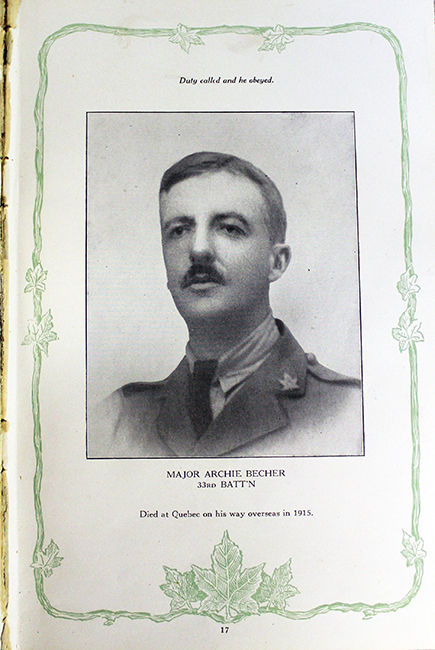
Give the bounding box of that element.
[181,262,225,288]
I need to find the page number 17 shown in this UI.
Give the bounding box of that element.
[220,626,229,633]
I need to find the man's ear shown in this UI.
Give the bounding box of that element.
[268,244,291,283]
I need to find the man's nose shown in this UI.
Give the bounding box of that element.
[189,225,215,262]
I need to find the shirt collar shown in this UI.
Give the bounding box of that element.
[185,311,280,394]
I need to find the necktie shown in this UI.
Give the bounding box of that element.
[189,359,218,438]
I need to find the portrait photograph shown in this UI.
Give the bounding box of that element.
[86,111,364,458]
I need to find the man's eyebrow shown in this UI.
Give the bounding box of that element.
[213,212,251,229]
[162,216,194,232]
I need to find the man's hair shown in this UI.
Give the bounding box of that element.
[159,151,287,243]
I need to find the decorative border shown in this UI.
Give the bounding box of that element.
[22,22,425,625]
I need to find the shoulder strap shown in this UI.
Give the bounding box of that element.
[305,353,361,386]
[121,380,167,397]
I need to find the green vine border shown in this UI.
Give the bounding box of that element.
[22,22,425,625]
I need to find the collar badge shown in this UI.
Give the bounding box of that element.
[279,372,299,391]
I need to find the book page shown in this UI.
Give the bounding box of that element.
[5,1,435,648]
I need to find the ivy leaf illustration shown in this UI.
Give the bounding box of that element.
[397,267,420,301]
[30,539,63,578]
[392,309,424,352]
[401,531,427,567]
[169,24,204,53]
[22,309,59,355]
[192,531,263,621]
[160,567,204,611]
[254,560,299,610]
[259,25,294,53]
[24,263,48,295]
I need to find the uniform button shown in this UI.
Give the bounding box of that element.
[306,353,317,365]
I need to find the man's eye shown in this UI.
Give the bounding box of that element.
[220,223,245,236]
[168,224,188,238]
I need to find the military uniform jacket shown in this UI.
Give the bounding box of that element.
[88,321,363,458]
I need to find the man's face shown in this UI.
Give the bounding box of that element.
[160,170,288,324]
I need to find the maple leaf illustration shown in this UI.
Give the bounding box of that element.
[392,309,424,352]
[169,24,204,53]
[160,567,205,611]
[259,25,294,53]
[397,267,420,301]
[22,309,59,355]
[192,531,263,621]
[401,531,427,567]
[24,263,48,295]
[31,539,63,578]
[254,559,299,610]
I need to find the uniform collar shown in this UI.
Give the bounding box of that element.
[157,320,307,457]
[185,311,280,395]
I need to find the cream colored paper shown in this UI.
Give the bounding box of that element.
[5,1,435,648]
